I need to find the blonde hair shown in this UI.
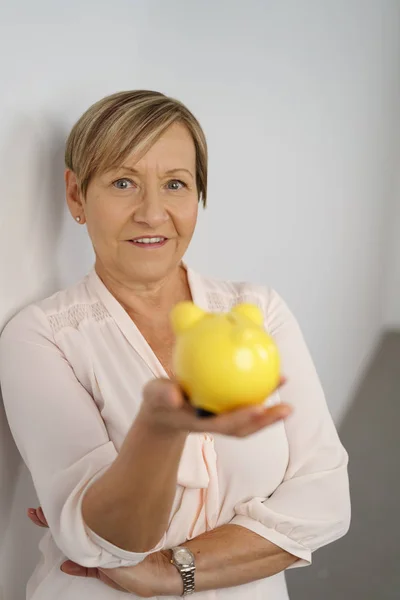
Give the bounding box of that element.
[65,90,208,206]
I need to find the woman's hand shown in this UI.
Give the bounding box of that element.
[28,508,180,596]
[138,376,291,438]
[61,551,179,596]
[27,506,48,528]
[28,508,127,591]
[100,551,181,597]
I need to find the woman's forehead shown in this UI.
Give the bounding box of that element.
[119,126,196,171]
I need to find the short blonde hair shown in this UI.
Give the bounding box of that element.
[65,90,208,206]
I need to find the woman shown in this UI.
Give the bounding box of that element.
[0,90,350,599]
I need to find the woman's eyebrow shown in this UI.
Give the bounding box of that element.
[118,166,140,174]
[164,168,194,179]
[118,166,194,179]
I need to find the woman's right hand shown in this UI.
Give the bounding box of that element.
[138,378,292,438]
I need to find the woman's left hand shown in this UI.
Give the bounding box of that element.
[27,508,181,597]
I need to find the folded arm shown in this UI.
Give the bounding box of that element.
[182,523,297,592]
[47,522,298,595]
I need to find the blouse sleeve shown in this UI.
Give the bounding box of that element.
[0,305,165,569]
[230,289,351,567]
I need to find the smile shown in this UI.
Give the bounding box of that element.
[128,237,168,248]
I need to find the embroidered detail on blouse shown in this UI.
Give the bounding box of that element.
[47,302,111,335]
[206,291,263,313]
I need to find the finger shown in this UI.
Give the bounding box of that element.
[279,375,287,387]
[232,404,293,437]
[27,509,48,528]
[205,403,292,437]
[254,403,293,424]
[37,506,49,527]
[59,562,126,591]
[60,560,98,578]
[170,396,292,435]
[27,510,44,527]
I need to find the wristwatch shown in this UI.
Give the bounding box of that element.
[170,546,196,596]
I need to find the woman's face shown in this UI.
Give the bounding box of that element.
[66,122,199,286]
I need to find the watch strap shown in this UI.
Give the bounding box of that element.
[180,565,196,596]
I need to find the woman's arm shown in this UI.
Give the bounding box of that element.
[180,524,297,591]
[47,523,297,595]
[83,373,288,554]
[101,524,298,595]
[28,509,297,594]
[35,521,296,595]
[82,401,187,552]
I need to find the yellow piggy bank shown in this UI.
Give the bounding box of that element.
[170,302,280,415]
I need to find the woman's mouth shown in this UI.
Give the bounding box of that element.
[128,236,168,248]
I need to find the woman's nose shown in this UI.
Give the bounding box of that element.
[132,190,169,228]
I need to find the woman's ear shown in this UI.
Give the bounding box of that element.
[65,169,86,224]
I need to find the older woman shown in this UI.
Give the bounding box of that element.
[0,90,350,600]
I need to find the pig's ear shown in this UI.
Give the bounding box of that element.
[170,302,206,334]
[232,303,264,326]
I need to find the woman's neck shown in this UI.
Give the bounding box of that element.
[95,262,192,320]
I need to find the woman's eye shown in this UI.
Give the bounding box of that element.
[167,179,186,191]
[113,178,134,190]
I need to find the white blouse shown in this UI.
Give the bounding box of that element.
[0,266,350,600]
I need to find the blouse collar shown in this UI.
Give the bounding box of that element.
[86,263,209,378]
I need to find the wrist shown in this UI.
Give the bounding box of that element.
[155,550,184,596]
[169,546,196,596]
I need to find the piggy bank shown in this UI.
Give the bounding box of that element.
[170,302,280,415]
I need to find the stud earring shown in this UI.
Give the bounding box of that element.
[76,216,81,223]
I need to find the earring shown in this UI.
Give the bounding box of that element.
[76,216,81,223]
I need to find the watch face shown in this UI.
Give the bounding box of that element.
[174,547,193,566]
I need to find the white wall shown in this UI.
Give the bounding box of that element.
[383,175,400,330]
[1,1,400,597]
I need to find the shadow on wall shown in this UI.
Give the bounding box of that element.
[0,398,20,547]
[0,113,67,328]
[0,114,68,598]
[0,396,43,600]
